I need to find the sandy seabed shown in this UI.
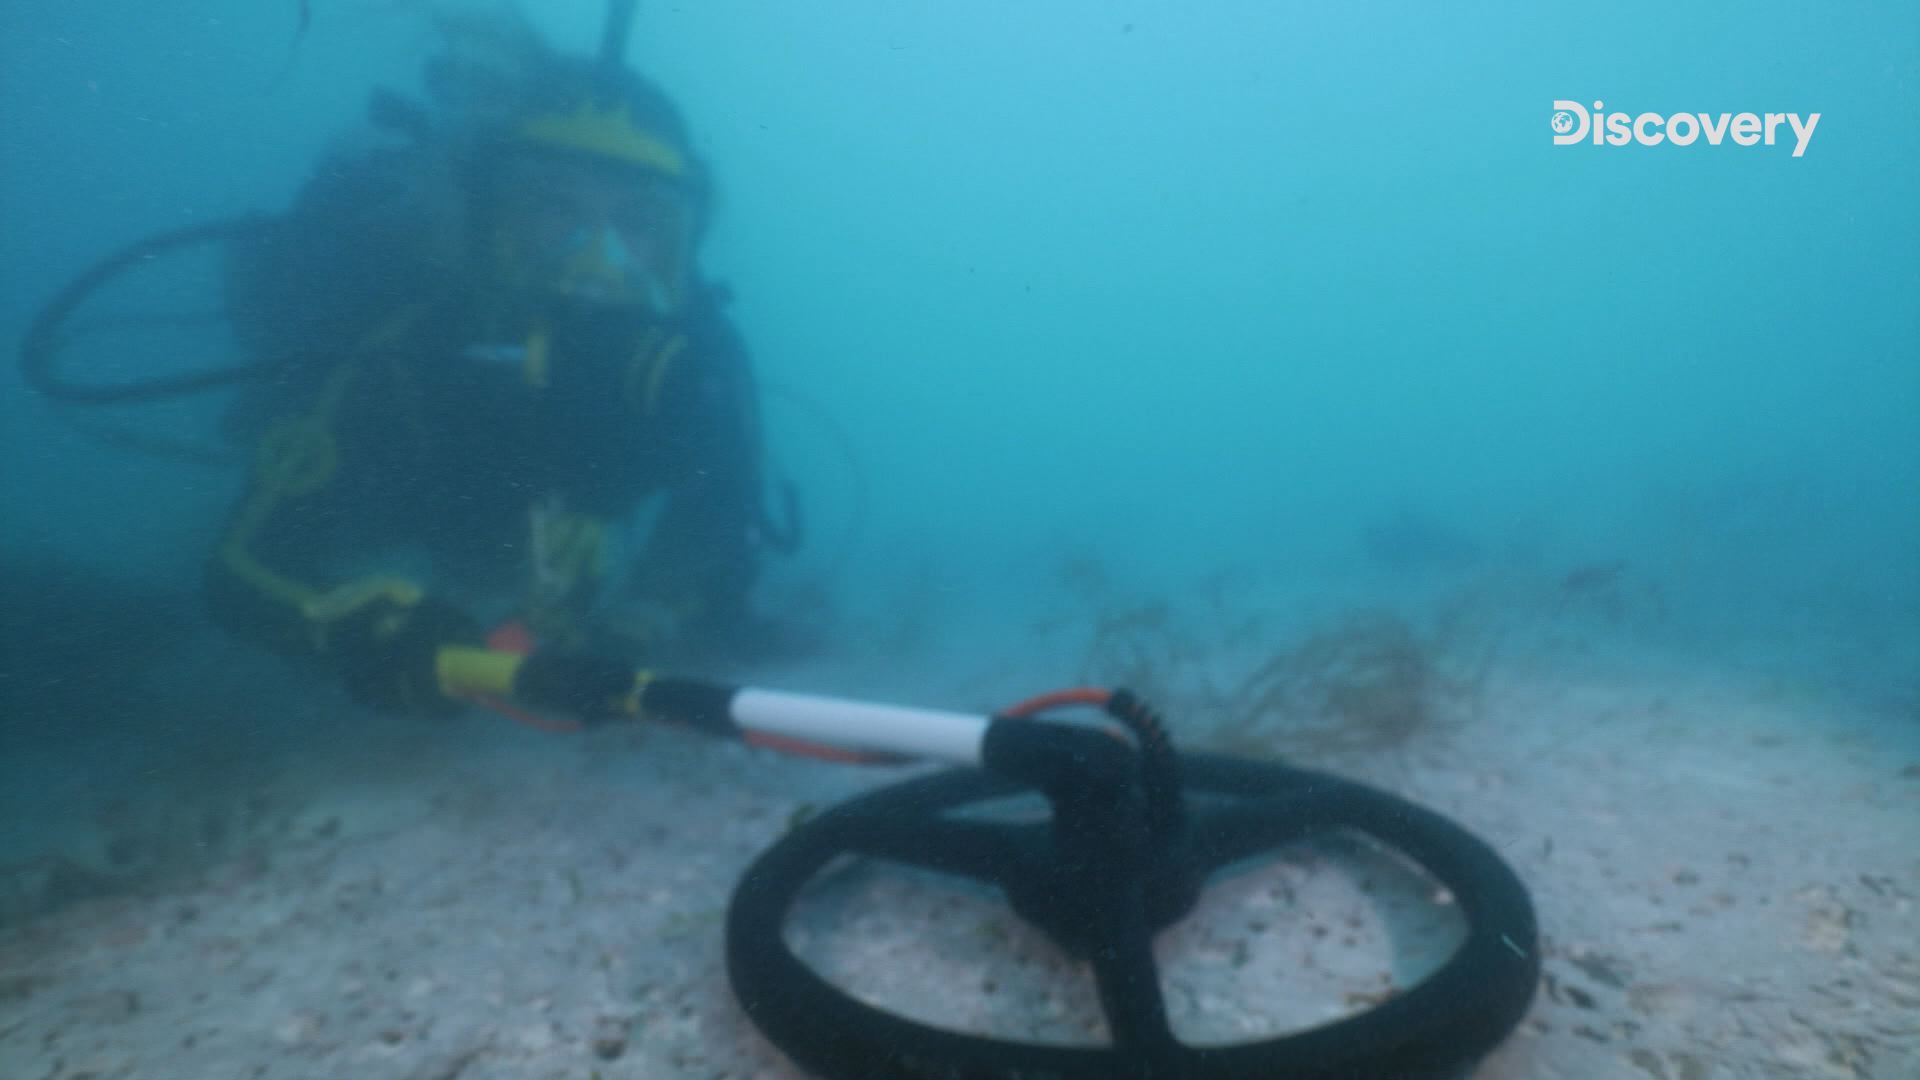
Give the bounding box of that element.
[2,605,1916,1080]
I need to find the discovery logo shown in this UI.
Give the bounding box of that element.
[1551,100,1820,158]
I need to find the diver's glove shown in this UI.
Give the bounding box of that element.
[512,650,644,723]
[332,597,482,714]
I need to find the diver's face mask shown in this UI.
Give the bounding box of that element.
[488,153,693,317]
[460,153,695,506]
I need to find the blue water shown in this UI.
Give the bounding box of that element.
[7,2,1914,618]
[0,0,1915,1073]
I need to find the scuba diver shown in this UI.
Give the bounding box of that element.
[16,14,1547,1075]
[203,13,798,714]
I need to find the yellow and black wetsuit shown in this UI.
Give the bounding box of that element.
[206,293,769,711]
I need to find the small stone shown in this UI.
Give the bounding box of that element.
[274,1010,325,1046]
[592,1029,627,1061]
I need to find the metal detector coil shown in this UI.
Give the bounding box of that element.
[724,696,1539,1080]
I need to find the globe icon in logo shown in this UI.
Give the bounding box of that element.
[1551,111,1575,134]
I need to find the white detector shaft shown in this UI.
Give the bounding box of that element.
[727,688,992,765]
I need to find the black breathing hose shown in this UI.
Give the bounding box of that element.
[19,216,278,404]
